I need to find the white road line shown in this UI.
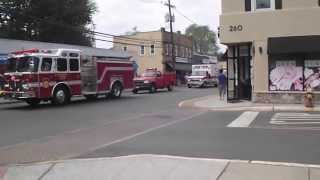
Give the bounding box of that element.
[270,113,320,125]
[227,111,259,128]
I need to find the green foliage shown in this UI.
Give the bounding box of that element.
[185,24,218,55]
[125,26,139,36]
[0,0,97,46]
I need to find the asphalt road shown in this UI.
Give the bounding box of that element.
[0,87,213,148]
[1,87,320,165]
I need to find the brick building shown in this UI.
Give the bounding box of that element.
[113,28,193,84]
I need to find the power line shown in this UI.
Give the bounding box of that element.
[0,6,164,45]
[173,7,197,24]
[93,32,162,44]
[94,38,163,48]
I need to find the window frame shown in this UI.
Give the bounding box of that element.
[175,46,179,57]
[150,44,155,56]
[140,45,145,56]
[69,58,80,72]
[251,0,275,11]
[40,57,53,72]
[56,58,68,72]
[165,44,169,56]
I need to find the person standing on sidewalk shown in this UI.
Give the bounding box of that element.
[218,69,227,100]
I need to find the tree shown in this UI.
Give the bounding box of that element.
[185,24,218,55]
[0,0,96,46]
[125,26,139,36]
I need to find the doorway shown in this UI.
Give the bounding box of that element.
[227,43,252,102]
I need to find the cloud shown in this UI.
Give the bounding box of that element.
[93,0,221,48]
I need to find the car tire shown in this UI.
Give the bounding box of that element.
[52,86,70,105]
[187,84,192,88]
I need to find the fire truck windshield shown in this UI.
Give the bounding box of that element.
[7,56,39,72]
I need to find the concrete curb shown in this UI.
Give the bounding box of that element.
[2,155,320,180]
[6,154,320,169]
[179,96,320,112]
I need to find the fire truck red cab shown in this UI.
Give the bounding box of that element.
[1,48,134,106]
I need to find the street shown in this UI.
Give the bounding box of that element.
[1,87,320,165]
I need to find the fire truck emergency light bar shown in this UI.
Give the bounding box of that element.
[11,49,40,55]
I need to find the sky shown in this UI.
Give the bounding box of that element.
[92,0,222,48]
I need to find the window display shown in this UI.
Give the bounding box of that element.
[304,60,320,90]
[269,60,303,91]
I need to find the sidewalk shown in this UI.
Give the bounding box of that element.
[1,155,320,180]
[179,95,320,112]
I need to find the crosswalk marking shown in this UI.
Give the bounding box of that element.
[271,113,320,125]
[227,111,259,128]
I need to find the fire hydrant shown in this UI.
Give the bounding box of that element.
[304,89,314,108]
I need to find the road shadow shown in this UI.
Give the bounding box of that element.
[0,95,141,111]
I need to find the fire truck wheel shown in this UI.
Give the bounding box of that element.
[111,83,122,98]
[167,85,173,91]
[132,89,138,94]
[52,86,70,105]
[26,99,41,106]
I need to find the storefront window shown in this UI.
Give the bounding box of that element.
[304,60,320,91]
[269,60,303,91]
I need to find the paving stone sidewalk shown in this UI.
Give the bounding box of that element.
[1,155,320,180]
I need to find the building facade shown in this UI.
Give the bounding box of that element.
[220,0,320,103]
[113,28,193,84]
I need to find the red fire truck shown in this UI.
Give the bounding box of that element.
[0,48,134,106]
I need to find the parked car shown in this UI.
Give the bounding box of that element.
[133,69,176,93]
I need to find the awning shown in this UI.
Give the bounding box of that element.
[165,61,191,72]
[175,63,192,71]
[268,36,320,54]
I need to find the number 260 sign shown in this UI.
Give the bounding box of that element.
[229,25,243,32]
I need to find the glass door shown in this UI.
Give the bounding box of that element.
[226,44,252,102]
[227,46,238,101]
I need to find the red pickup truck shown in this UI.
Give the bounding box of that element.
[133,69,176,93]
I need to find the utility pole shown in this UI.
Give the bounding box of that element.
[165,0,175,72]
